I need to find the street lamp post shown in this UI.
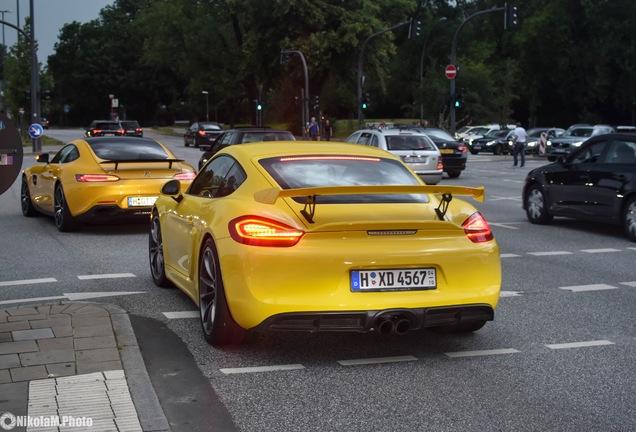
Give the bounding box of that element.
[202,91,209,122]
[0,10,11,46]
[419,17,447,125]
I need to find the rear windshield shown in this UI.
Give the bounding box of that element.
[121,121,140,129]
[88,138,170,160]
[259,155,427,203]
[385,135,435,151]
[202,124,223,131]
[94,122,120,130]
[241,132,296,143]
[564,127,593,137]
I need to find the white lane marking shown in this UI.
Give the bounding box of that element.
[220,364,305,374]
[580,248,622,253]
[628,247,636,251]
[444,348,520,358]
[64,291,145,300]
[500,253,522,258]
[77,273,136,280]
[489,222,521,230]
[500,291,523,297]
[337,355,418,366]
[545,340,615,350]
[489,196,522,201]
[559,284,617,292]
[620,281,636,287]
[0,295,66,305]
[0,278,57,287]
[528,251,573,256]
[163,311,199,319]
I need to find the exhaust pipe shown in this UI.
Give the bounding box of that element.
[394,318,411,335]
[376,318,395,335]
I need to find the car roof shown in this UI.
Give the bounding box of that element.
[356,128,429,137]
[219,140,398,160]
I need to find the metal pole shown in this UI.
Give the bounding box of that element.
[29,0,40,152]
[419,17,446,125]
[281,50,309,138]
[0,11,10,46]
[202,91,209,122]
[358,21,409,130]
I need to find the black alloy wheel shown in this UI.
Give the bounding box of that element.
[21,176,39,217]
[149,212,173,287]
[623,196,636,242]
[198,238,247,345]
[525,184,553,224]
[447,170,461,179]
[54,183,79,232]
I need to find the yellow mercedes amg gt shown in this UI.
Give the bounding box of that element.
[149,142,501,345]
[21,137,196,231]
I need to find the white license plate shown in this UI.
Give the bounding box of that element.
[128,196,157,207]
[553,148,565,153]
[404,156,426,163]
[351,268,436,292]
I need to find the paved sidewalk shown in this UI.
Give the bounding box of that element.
[0,302,170,432]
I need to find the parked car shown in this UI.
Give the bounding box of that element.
[461,124,513,149]
[544,124,615,161]
[345,128,443,184]
[120,120,143,137]
[21,137,196,231]
[522,127,565,155]
[394,126,467,178]
[198,127,296,169]
[523,133,636,241]
[184,122,224,147]
[468,129,512,155]
[149,141,500,345]
[84,120,124,137]
[616,125,636,134]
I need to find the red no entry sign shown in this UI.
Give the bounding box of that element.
[445,64,457,79]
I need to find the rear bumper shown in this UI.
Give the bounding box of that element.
[75,204,152,223]
[252,304,494,333]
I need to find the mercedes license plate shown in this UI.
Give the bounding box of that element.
[351,268,436,292]
[128,196,157,207]
[439,149,454,154]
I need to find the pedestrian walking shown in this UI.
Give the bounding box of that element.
[512,122,527,168]
[322,119,333,141]
[306,117,320,141]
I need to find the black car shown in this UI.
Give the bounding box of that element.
[522,133,636,241]
[85,120,124,137]
[184,122,224,147]
[544,124,615,161]
[120,120,143,137]
[468,129,512,155]
[199,127,296,169]
[414,127,467,178]
[521,127,565,155]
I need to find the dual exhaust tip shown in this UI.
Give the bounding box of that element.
[375,315,411,335]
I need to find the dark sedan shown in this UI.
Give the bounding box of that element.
[198,127,296,169]
[522,133,636,241]
[415,127,467,178]
[184,122,224,147]
[468,129,512,155]
[544,124,615,161]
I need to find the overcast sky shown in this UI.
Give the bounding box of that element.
[2,0,114,61]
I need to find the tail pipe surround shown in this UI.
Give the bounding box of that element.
[375,314,412,335]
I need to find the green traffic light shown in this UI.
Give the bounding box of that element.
[257,104,262,110]
[362,103,367,109]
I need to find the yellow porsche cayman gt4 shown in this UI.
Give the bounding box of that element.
[149,141,501,345]
[21,137,196,231]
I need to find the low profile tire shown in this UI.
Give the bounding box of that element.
[623,196,636,242]
[199,238,247,346]
[430,320,487,334]
[525,183,553,224]
[149,212,173,288]
[469,150,479,155]
[447,170,461,179]
[54,183,80,232]
[21,176,39,217]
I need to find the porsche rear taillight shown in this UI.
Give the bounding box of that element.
[75,174,120,182]
[462,212,493,243]
[173,172,196,180]
[229,216,304,247]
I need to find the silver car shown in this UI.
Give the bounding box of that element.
[345,129,443,184]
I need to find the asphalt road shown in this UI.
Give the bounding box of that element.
[3,129,635,431]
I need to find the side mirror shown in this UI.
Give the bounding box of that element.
[161,179,184,203]
[36,153,49,163]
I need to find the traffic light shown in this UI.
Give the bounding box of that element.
[257,103,262,111]
[361,93,370,110]
[408,17,421,39]
[42,90,51,100]
[313,95,319,109]
[505,3,519,30]
[25,90,31,101]
[452,92,463,109]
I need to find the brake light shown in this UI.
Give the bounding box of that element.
[437,158,443,170]
[92,129,102,135]
[173,172,196,180]
[229,216,304,247]
[75,174,120,182]
[117,129,125,135]
[458,145,467,153]
[198,130,207,136]
[136,128,143,133]
[462,212,493,243]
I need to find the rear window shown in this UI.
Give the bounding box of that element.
[121,121,140,129]
[202,124,222,131]
[88,139,170,160]
[386,135,435,151]
[260,155,427,203]
[241,132,296,143]
[94,122,120,130]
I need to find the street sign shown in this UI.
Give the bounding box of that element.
[28,123,44,139]
[445,64,457,79]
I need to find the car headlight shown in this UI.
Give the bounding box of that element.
[546,140,552,147]
[572,141,584,147]
[486,140,495,145]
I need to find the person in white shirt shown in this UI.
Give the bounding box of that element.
[512,122,527,167]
